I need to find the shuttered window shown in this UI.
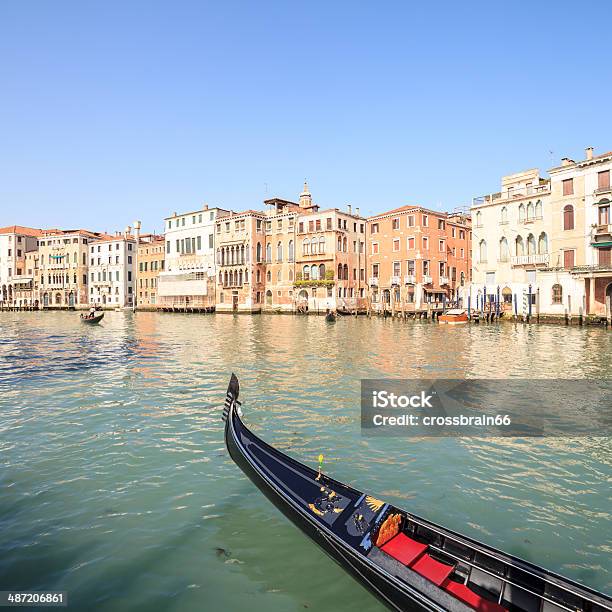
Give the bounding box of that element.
[598,170,610,189]
[563,250,575,269]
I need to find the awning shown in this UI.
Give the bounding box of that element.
[591,241,612,247]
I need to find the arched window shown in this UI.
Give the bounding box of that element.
[319,264,325,279]
[343,264,348,279]
[244,269,248,283]
[343,237,347,252]
[476,211,482,227]
[563,205,574,230]
[288,240,294,261]
[229,270,234,286]
[502,287,512,303]
[241,244,245,264]
[302,239,309,255]
[303,265,310,280]
[277,241,283,261]
[277,269,282,282]
[266,243,271,263]
[538,232,548,254]
[288,269,293,281]
[266,290,272,305]
[239,269,243,285]
[500,207,508,224]
[338,263,343,279]
[310,238,317,255]
[526,201,534,220]
[478,240,487,263]
[460,271,465,287]
[527,233,536,255]
[311,264,318,280]
[337,236,342,251]
[319,236,325,253]
[245,243,250,263]
[518,204,525,222]
[515,235,524,256]
[224,270,228,286]
[256,242,262,262]
[535,200,542,219]
[499,237,509,262]
[552,284,562,304]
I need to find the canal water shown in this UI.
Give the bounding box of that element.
[0,312,610,611]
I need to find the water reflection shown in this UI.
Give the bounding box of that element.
[0,311,610,611]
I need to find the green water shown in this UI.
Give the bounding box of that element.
[0,312,610,611]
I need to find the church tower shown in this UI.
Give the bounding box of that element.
[299,180,312,209]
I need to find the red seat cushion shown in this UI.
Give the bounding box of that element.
[444,580,507,612]
[380,533,427,565]
[410,553,454,586]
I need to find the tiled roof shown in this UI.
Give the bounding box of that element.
[0,225,45,236]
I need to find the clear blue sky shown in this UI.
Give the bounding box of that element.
[1,1,611,235]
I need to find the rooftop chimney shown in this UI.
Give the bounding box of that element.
[347,204,352,215]
[586,147,594,161]
[356,207,360,216]
[561,157,574,167]
[203,203,209,210]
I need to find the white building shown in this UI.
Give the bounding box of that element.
[158,204,230,308]
[88,227,138,308]
[0,225,42,306]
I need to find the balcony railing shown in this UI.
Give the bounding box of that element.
[595,224,612,236]
[473,183,550,206]
[369,277,379,287]
[594,185,611,195]
[422,274,432,284]
[390,275,401,286]
[404,274,416,285]
[440,276,449,285]
[511,253,549,266]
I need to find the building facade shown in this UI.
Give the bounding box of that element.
[88,230,137,308]
[159,205,229,309]
[0,225,43,307]
[367,206,471,313]
[215,210,266,312]
[38,229,102,308]
[137,234,165,308]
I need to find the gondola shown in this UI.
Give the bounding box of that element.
[325,311,337,322]
[336,308,353,316]
[80,313,104,324]
[222,374,611,612]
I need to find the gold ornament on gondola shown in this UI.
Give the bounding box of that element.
[365,496,384,512]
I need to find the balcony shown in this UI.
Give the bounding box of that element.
[473,183,550,206]
[440,276,449,285]
[422,274,432,284]
[511,254,549,266]
[404,274,416,285]
[369,277,379,287]
[595,224,612,236]
[390,275,401,286]
[594,185,611,196]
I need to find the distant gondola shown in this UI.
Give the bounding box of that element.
[222,374,611,612]
[325,311,337,322]
[336,308,353,316]
[80,313,104,324]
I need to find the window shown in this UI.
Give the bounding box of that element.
[479,240,487,263]
[277,241,283,261]
[315,219,321,231]
[562,178,574,196]
[372,263,379,278]
[371,223,379,234]
[486,272,495,285]
[407,215,415,227]
[518,204,525,222]
[499,237,509,262]
[515,235,524,256]
[422,260,430,275]
[422,236,428,250]
[298,222,304,233]
[392,218,400,230]
[256,242,262,262]
[422,214,428,227]
[459,230,465,240]
[598,170,610,190]
[538,232,548,254]
[438,219,445,230]
[475,211,482,227]
[372,242,379,255]
[393,239,400,252]
[598,202,610,226]
[407,237,415,250]
[598,247,611,266]
[527,234,536,255]
[407,260,415,274]
[438,240,445,252]
[526,202,534,220]
[563,250,575,269]
[535,200,543,219]
[326,218,332,230]
[318,236,325,253]
[552,284,563,304]
[563,205,574,230]
[393,261,400,276]
[500,207,508,224]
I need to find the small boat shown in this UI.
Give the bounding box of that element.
[80,313,104,324]
[336,308,353,316]
[438,309,469,325]
[222,374,611,612]
[325,311,337,322]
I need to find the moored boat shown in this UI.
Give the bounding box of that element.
[438,309,468,325]
[222,374,611,612]
[80,313,104,324]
